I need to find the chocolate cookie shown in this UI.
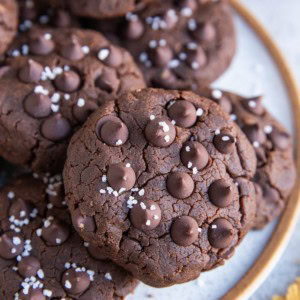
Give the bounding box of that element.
[92,0,235,89]
[18,0,79,32]
[0,0,18,55]
[198,88,296,229]
[63,88,257,287]
[0,174,138,299]
[0,27,145,173]
[64,0,154,20]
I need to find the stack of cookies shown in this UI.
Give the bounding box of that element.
[0,0,296,298]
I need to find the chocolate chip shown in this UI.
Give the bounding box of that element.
[208,218,234,249]
[269,130,290,150]
[73,101,98,124]
[9,198,33,220]
[242,123,266,145]
[154,68,178,89]
[24,93,52,119]
[53,9,72,28]
[107,163,136,191]
[168,100,197,128]
[54,71,81,93]
[0,231,24,259]
[180,141,209,170]
[62,268,90,294]
[124,18,144,40]
[60,37,84,61]
[213,133,235,154]
[167,172,194,199]
[19,287,45,300]
[18,256,41,277]
[262,184,280,203]
[18,59,43,83]
[95,68,120,93]
[162,9,178,30]
[41,114,71,142]
[148,45,173,67]
[29,33,55,55]
[97,116,129,147]
[98,46,123,68]
[88,244,108,260]
[41,218,70,246]
[145,117,176,147]
[0,65,11,78]
[215,95,232,114]
[171,216,199,246]
[242,96,265,116]
[130,200,161,231]
[184,43,207,69]
[208,179,233,208]
[71,208,95,233]
[192,22,216,42]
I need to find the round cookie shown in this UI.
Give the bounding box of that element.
[198,88,296,229]
[0,0,18,55]
[0,174,138,299]
[63,88,257,287]
[92,0,235,89]
[0,27,145,173]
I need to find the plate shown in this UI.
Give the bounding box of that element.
[127,1,300,299]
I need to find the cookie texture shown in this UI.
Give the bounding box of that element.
[199,88,296,229]
[0,27,145,173]
[92,0,235,89]
[64,88,257,287]
[0,174,138,299]
[0,0,18,55]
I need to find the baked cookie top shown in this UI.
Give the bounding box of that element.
[64,88,257,287]
[0,174,138,299]
[0,27,145,173]
[93,0,235,89]
[199,88,296,229]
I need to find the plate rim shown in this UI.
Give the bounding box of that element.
[222,1,300,299]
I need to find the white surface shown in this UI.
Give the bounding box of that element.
[129,1,300,299]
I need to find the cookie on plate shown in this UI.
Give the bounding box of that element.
[199,88,296,229]
[92,0,235,89]
[64,88,256,287]
[0,27,145,173]
[0,0,18,55]
[0,174,139,299]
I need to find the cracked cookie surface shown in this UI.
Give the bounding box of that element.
[199,88,296,229]
[0,27,145,173]
[0,0,18,55]
[0,174,138,299]
[91,0,235,90]
[63,88,257,287]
